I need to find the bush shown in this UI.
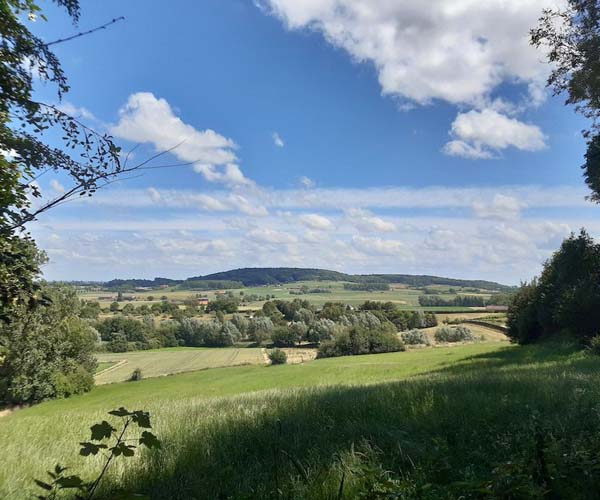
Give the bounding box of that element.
[434,325,475,343]
[129,368,143,382]
[52,365,94,398]
[268,349,287,365]
[317,326,405,358]
[401,329,431,345]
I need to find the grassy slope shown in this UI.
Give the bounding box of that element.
[3,342,599,499]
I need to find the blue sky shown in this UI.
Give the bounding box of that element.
[24,0,600,284]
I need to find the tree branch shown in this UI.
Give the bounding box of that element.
[41,17,125,48]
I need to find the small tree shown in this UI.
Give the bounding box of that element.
[268,349,287,365]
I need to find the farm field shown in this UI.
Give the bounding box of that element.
[79,279,495,311]
[1,341,598,499]
[95,347,266,384]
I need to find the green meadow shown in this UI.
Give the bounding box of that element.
[3,341,600,499]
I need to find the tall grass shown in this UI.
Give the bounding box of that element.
[2,342,600,498]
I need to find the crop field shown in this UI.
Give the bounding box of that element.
[95,347,266,384]
[2,342,599,499]
[79,280,494,311]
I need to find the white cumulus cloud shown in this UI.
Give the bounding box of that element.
[111,92,252,186]
[299,213,334,230]
[347,208,396,232]
[444,108,547,159]
[258,0,562,107]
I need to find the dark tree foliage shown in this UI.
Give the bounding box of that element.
[531,1,600,200]
[507,230,600,343]
[206,294,239,314]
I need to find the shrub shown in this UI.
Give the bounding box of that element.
[401,329,431,345]
[268,349,287,365]
[129,368,143,382]
[317,326,405,358]
[52,365,94,398]
[434,325,475,343]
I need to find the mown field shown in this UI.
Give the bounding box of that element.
[95,347,266,384]
[2,341,600,499]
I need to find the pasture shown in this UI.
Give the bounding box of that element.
[2,342,599,499]
[95,347,266,384]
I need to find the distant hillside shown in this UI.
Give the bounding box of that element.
[185,268,348,287]
[185,267,510,291]
[104,277,182,289]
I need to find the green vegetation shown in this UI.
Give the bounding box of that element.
[434,325,476,343]
[181,267,509,290]
[400,329,431,345]
[3,342,600,499]
[508,230,600,344]
[0,286,97,404]
[268,348,287,365]
[418,294,486,307]
[318,325,405,358]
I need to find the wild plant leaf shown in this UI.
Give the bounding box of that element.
[34,479,53,491]
[54,464,67,475]
[90,420,116,441]
[79,442,108,456]
[131,411,151,428]
[139,431,161,449]
[56,475,85,489]
[109,407,131,417]
[112,442,136,457]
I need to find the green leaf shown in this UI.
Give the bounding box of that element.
[109,407,132,417]
[54,464,67,475]
[56,475,84,489]
[34,479,53,491]
[139,431,161,449]
[79,442,108,456]
[131,411,151,428]
[112,442,136,457]
[90,420,116,441]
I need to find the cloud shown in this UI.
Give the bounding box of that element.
[443,108,547,159]
[227,194,269,216]
[272,131,285,147]
[299,176,315,188]
[75,184,590,212]
[472,194,525,220]
[56,101,96,121]
[351,235,409,257]
[299,213,334,230]
[248,227,298,244]
[347,208,396,232]
[111,92,252,186]
[258,0,561,107]
[50,179,65,194]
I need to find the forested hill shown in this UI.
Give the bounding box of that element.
[185,267,510,291]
